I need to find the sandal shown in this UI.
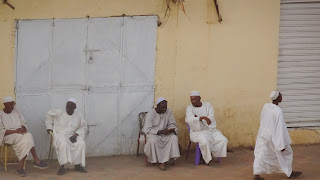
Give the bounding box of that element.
[158,163,166,171]
[33,160,49,169]
[57,167,65,175]
[16,169,27,177]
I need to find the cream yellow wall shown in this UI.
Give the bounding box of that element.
[0,0,318,150]
[173,0,320,148]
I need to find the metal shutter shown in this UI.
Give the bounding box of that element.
[278,0,320,127]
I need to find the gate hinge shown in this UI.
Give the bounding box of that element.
[15,21,19,29]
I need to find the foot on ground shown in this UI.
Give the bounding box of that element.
[288,171,302,179]
[75,165,87,173]
[57,166,65,175]
[16,169,27,177]
[253,175,264,180]
[158,163,166,171]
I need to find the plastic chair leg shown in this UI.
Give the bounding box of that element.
[195,143,201,165]
[4,145,7,172]
[137,134,141,157]
[186,141,191,159]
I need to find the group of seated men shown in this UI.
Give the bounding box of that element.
[0,91,228,176]
[0,90,303,179]
[143,91,228,170]
[0,97,87,176]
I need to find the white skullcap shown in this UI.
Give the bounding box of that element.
[3,96,14,103]
[270,91,280,101]
[156,97,166,105]
[68,98,77,104]
[190,91,200,96]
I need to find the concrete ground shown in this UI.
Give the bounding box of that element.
[0,144,319,180]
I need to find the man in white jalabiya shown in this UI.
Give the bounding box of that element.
[185,91,228,165]
[143,97,180,170]
[46,98,87,175]
[0,96,48,177]
[253,91,302,180]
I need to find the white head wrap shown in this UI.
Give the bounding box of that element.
[3,96,14,103]
[190,91,200,96]
[156,97,166,105]
[68,98,77,104]
[270,91,280,101]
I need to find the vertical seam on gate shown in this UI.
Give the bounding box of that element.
[117,17,125,155]
[84,18,90,119]
[14,20,19,95]
[49,19,54,108]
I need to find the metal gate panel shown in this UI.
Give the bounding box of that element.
[86,18,122,87]
[15,94,50,158]
[15,16,157,157]
[119,91,154,154]
[278,0,320,127]
[16,20,52,92]
[52,19,87,88]
[118,16,157,154]
[122,16,157,84]
[85,92,119,156]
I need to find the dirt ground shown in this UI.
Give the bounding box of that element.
[0,144,319,180]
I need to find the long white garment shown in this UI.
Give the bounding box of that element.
[142,109,180,163]
[0,108,35,160]
[46,109,87,166]
[185,102,228,163]
[253,103,293,177]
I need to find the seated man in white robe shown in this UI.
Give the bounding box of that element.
[0,96,48,177]
[185,91,228,165]
[143,97,180,170]
[253,91,302,180]
[46,98,87,175]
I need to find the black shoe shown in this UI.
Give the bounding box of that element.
[57,166,65,175]
[288,171,302,179]
[75,165,87,173]
[253,176,265,180]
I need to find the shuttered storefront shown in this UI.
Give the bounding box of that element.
[278,0,320,127]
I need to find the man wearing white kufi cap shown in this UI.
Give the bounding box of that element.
[143,97,180,170]
[253,91,302,180]
[185,91,228,165]
[46,98,88,175]
[0,96,48,177]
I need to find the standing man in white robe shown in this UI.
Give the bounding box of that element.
[0,96,48,177]
[46,98,87,175]
[185,91,228,165]
[253,91,302,180]
[143,97,180,170]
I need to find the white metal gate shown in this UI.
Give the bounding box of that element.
[15,16,157,158]
[278,0,320,127]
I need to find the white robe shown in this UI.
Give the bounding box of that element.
[46,109,87,166]
[0,108,35,161]
[253,103,293,177]
[185,102,228,163]
[142,109,180,163]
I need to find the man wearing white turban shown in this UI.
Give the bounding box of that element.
[143,97,180,170]
[0,96,48,177]
[46,98,87,175]
[185,91,228,165]
[253,91,302,180]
